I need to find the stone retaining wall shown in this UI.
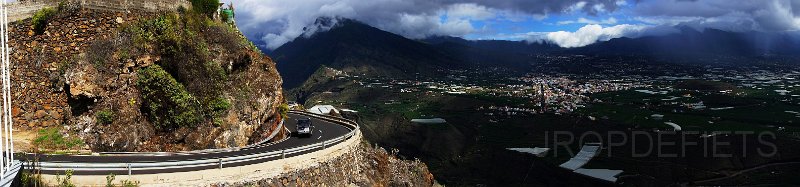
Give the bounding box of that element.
[7,0,191,22]
[9,8,150,131]
[76,0,191,13]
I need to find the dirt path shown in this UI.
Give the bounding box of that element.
[13,128,36,153]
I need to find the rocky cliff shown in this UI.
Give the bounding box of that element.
[216,143,437,187]
[10,3,286,152]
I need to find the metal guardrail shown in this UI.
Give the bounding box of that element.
[30,110,360,174]
[96,118,289,156]
[0,161,21,187]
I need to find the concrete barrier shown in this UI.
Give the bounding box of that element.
[7,1,58,22]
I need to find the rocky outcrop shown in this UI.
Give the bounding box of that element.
[9,4,285,152]
[64,56,100,99]
[9,7,147,131]
[216,143,437,187]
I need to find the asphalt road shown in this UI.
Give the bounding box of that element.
[23,113,353,175]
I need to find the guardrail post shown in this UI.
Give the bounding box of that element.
[219,158,222,169]
[322,141,326,149]
[127,163,131,176]
[281,150,285,159]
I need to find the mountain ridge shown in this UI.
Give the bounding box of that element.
[273,18,459,88]
[572,27,800,57]
[272,18,800,88]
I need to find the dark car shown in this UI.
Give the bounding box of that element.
[296,118,313,137]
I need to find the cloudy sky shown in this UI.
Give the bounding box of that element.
[221,0,800,49]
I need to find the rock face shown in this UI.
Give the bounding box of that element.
[216,143,437,187]
[65,56,100,99]
[9,7,141,132]
[9,5,285,152]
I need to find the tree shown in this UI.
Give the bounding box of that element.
[191,0,220,18]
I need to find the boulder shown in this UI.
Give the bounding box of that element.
[65,58,100,99]
[34,110,47,119]
[135,55,158,67]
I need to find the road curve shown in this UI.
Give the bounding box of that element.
[22,112,353,175]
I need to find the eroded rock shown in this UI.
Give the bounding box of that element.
[65,57,100,99]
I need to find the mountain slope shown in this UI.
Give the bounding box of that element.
[272,18,458,88]
[423,36,561,68]
[572,27,800,58]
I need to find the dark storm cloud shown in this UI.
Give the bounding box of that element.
[440,0,621,15]
[632,0,800,32]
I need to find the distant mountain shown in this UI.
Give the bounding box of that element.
[271,19,800,88]
[572,27,800,57]
[272,18,458,88]
[422,36,561,68]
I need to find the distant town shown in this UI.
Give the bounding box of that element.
[308,55,799,123]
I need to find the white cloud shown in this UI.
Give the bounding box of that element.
[592,4,606,13]
[557,17,617,25]
[493,32,549,41]
[388,13,475,39]
[540,24,647,48]
[565,2,588,13]
[446,3,496,20]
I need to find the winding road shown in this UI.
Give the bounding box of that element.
[21,112,354,175]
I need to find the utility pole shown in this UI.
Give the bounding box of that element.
[0,0,5,176]
[0,0,12,177]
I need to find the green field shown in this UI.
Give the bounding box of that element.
[580,87,800,132]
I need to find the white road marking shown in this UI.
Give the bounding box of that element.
[317,136,322,140]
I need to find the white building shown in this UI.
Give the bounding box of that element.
[307,105,340,115]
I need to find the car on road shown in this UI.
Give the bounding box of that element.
[296,117,313,138]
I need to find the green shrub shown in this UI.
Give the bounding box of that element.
[137,65,201,129]
[106,173,115,187]
[21,170,45,187]
[31,7,56,34]
[57,1,67,10]
[56,169,75,187]
[122,14,178,51]
[96,109,114,125]
[177,5,187,13]
[209,97,230,113]
[120,180,140,187]
[105,173,140,187]
[279,103,289,119]
[33,128,84,151]
[124,12,250,130]
[191,0,220,18]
